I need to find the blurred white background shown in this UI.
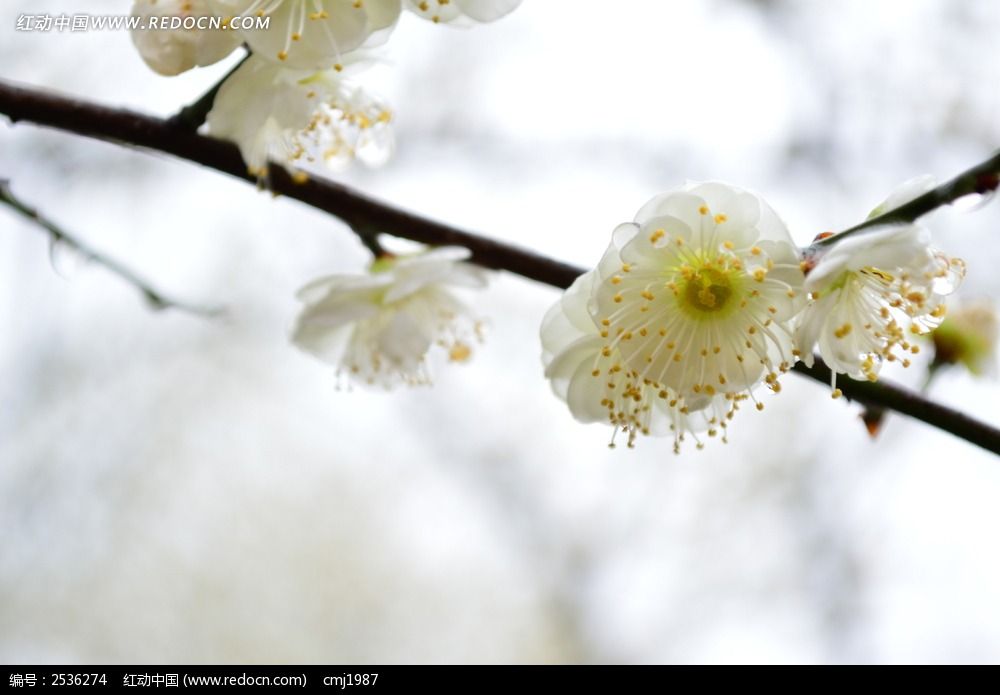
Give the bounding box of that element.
[2,0,1000,664]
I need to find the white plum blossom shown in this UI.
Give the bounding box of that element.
[795,180,965,390]
[405,0,521,25]
[209,0,402,68]
[207,55,393,175]
[292,247,488,388]
[130,0,242,76]
[542,269,733,451]
[795,225,964,386]
[588,182,805,416]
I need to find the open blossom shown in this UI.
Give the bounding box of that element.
[209,0,401,68]
[130,0,242,76]
[795,180,965,388]
[405,0,521,25]
[292,247,487,387]
[589,183,805,415]
[207,55,393,175]
[542,269,733,451]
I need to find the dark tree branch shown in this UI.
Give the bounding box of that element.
[0,79,997,454]
[0,179,221,317]
[791,360,998,454]
[0,80,580,288]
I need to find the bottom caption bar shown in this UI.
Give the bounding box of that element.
[3,667,658,691]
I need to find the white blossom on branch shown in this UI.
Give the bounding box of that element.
[796,179,965,391]
[206,54,393,175]
[589,182,805,413]
[292,247,488,388]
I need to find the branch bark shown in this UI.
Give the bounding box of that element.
[1,79,997,454]
[0,80,580,289]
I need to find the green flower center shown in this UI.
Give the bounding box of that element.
[677,265,739,318]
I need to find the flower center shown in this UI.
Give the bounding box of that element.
[678,265,737,317]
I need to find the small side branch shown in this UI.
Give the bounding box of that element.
[812,150,1000,250]
[166,51,249,131]
[0,180,221,317]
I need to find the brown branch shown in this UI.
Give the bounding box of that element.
[0,80,580,289]
[0,79,997,454]
[790,360,997,453]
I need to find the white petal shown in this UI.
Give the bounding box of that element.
[131,0,241,76]
[211,0,402,69]
[806,224,928,293]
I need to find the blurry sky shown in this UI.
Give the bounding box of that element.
[1,0,1000,664]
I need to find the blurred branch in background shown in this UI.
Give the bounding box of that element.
[0,179,222,317]
[0,80,997,454]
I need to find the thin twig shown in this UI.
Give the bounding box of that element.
[810,150,1000,250]
[0,80,997,453]
[0,179,222,317]
[165,51,249,131]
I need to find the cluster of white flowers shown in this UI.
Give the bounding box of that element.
[129,4,972,430]
[130,0,521,175]
[542,180,966,450]
[129,1,519,386]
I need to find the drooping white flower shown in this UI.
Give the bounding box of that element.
[209,0,401,68]
[588,182,805,413]
[542,269,735,451]
[130,0,242,76]
[795,225,964,385]
[795,180,965,389]
[292,247,488,388]
[207,55,393,175]
[405,0,521,25]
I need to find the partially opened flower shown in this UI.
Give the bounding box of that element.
[207,55,393,175]
[542,269,734,451]
[405,0,521,25]
[130,0,242,76]
[209,0,401,68]
[292,247,488,388]
[796,224,964,387]
[796,179,965,390]
[589,182,805,414]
